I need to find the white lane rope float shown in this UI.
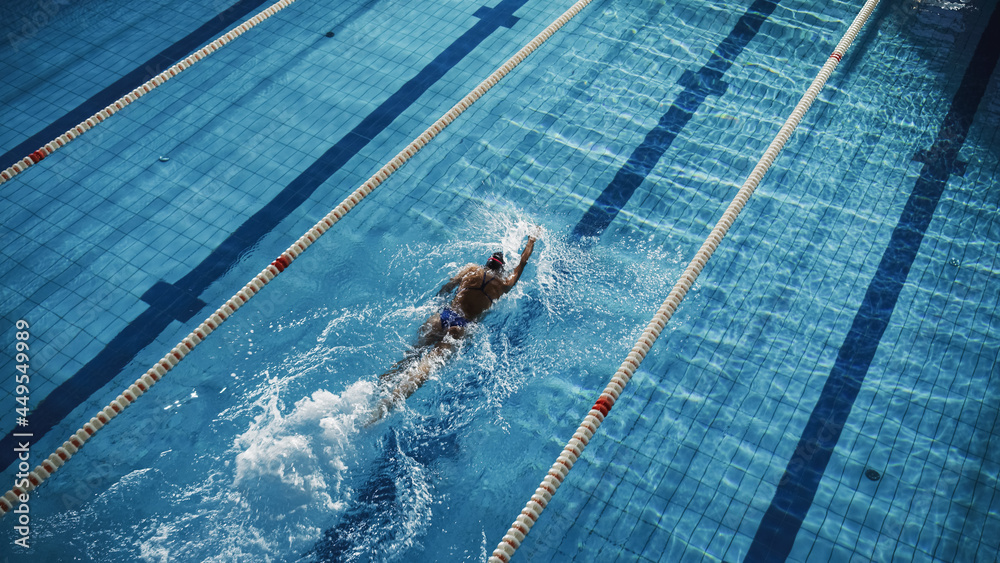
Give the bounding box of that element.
[0,0,301,188]
[487,0,882,561]
[0,0,597,517]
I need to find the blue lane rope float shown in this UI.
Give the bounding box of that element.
[0,0,597,517]
[487,0,882,561]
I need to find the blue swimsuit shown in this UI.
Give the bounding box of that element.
[440,308,468,329]
[440,273,497,329]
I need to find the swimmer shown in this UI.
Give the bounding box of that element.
[368,235,537,424]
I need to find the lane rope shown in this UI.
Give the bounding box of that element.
[0,0,596,517]
[486,1,882,561]
[0,0,301,188]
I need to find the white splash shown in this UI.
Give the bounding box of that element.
[233,380,377,514]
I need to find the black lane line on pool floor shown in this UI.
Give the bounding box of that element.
[0,0,529,473]
[0,0,272,172]
[571,0,781,239]
[486,1,670,189]
[745,3,1000,561]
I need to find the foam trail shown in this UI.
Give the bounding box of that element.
[233,380,377,514]
[306,425,447,562]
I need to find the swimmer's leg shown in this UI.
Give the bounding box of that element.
[378,313,443,385]
[416,313,444,348]
[378,348,423,385]
[366,327,463,426]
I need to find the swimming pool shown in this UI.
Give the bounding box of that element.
[1,0,998,560]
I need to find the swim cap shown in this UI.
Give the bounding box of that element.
[486,251,505,270]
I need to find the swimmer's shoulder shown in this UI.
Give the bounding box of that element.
[451,263,479,284]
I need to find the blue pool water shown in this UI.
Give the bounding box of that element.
[1,0,998,561]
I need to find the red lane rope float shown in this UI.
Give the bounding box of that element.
[487,0,882,561]
[0,0,300,187]
[0,0,597,517]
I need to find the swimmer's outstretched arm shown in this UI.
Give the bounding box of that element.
[503,237,536,292]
